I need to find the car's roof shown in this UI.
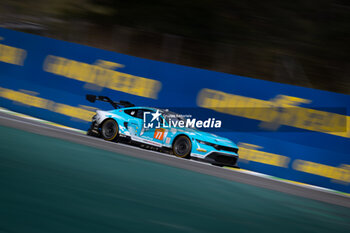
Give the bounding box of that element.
[121,106,159,111]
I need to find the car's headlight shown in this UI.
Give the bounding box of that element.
[196,139,215,147]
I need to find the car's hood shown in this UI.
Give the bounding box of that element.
[174,127,238,148]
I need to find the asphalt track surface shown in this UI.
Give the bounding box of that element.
[1,112,350,233]
[0,112,349,208]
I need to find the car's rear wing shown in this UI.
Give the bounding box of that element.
[86,94,135,109]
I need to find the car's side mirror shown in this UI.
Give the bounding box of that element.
[86,94,97,103]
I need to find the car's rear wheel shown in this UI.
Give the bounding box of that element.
[101,119,119,141]
[173,136,191,159]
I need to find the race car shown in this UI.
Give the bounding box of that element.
[86,94,239,167]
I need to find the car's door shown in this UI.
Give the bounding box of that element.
[126,108,160,140]
[140,112,168,145]
[125,108,168,146]
[124,108,143,137]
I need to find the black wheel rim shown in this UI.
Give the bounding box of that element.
[174,138,191,157]
[102,121,117,139]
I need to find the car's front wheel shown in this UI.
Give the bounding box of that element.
[101,119,119,141]
[173,136,191,159]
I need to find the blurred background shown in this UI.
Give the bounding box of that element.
[0,0,349,94]
[1,2,350,232]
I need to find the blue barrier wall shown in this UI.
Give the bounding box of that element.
[1,28,349,193]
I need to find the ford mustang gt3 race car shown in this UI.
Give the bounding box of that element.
[86,95,239,167]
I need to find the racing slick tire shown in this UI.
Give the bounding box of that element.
[101,119,119,141]
[173,135,191,159]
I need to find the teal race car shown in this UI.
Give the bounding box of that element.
[86,95,239,167]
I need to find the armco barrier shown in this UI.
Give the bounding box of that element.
[1,28,349,193]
